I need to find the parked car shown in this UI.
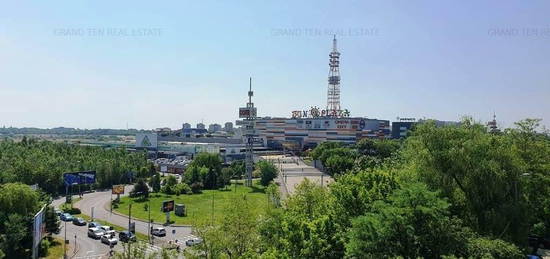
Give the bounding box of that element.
[88,222,101,228]
[88,227,105,239]
[151,227,166,237]
[99,225,113,232]
[101,234,118,246]
[104,230,116,238]
[185,237,203,246]
[119,231,136,243]
[54,209,62,216]
[60,213,74,222]
[72,217,86,226]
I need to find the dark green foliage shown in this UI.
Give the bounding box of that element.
[0,213,32,258]
[346,183,469,258]
[190,153,222,189]
[190,182,203,194]
[257,160,278,186]
[0,139,150,194]
[130,179,149,198]
[402,119,547,244]
[465,237,522,259]
[45,206,60,234]
[149,173,161,192]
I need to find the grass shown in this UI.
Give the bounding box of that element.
[60,197,83,211]
[43,237,64,259]
[115,181,269,225]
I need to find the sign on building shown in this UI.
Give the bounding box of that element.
[239,107,257,118]
[135,133,158,149]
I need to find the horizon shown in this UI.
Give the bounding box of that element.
[1,1,549,129]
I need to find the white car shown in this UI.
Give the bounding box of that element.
[185,237,203,246]
[99,225,113,232]
[101,234,118,245]
[104,230,116,238]
[88,227,105,239]
[152,227,166,237]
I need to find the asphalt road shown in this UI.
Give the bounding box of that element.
[52,187,194,258]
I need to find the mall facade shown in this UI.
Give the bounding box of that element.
[255,116,390,150]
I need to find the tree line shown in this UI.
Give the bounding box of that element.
[0,137,152,195]
[183,118,549,258]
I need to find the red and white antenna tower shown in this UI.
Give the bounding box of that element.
[327,35,341,113]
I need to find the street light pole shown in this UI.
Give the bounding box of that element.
[63,220,67,259]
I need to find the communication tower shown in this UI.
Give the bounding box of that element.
[238,78,257,186]
[327,35,341,113]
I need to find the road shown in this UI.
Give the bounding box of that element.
[263,155,334,195]
[52,188,194,258]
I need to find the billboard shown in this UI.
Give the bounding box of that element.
[135,133,158,149]
[239,107,257,118]
[32,205,46,259]
[161,200,175,213]
[112,185,125,195]
[63,171,96,186]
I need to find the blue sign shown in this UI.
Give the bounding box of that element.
[63,171,96,186]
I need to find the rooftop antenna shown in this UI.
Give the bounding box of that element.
[327,35,341,114]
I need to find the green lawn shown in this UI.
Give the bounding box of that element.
[43,237,64,259]
[114,181,269,225]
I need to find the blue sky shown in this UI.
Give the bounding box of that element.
[1,1,549,130]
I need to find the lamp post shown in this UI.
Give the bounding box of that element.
[63,220,67,259]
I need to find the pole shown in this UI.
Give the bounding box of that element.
[148,199,151,244]
[91,207,94,222]
[63,220,67,259]
[128,203,132,230]
[211,193,214,225]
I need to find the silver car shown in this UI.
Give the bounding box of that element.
[87,227,105,239]
[101,234,118,245]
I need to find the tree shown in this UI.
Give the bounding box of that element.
[0,214,31,258]
[219,196,260,257]
[189,153,222,189]
[259,179,340,258]
[218,167,233,189]
[44,206,60,235]
[346,183,468,258]
[402,120,533,244]
[149,173,161,193]
[130,179,149,199]
[0,183,40,216]
[257,160,278,186]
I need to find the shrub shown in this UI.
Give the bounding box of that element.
[63,207,81,215]
[174,183,191,196]
[190,182,203,194]
[39,238,50,256]
[466,237,522,259]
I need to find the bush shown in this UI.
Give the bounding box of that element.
[174,183,191,196]
[39,238,50,256]
[63,207,81,215]
[161,185,173,195]
[466,237,522,259]
[190,182,203,194]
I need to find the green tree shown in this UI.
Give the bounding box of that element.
[259,179,340,258]
[346,183,468,258]
[402,120,532,244]
[219,196,259,257]
[218,167,233,189]
[44,206,60,235]
[0,214,31,258]
[257,160,278,186]
[130,179,149,199]
[149,173,161,193]
[189,153,222,189]
[0,183,40,216]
